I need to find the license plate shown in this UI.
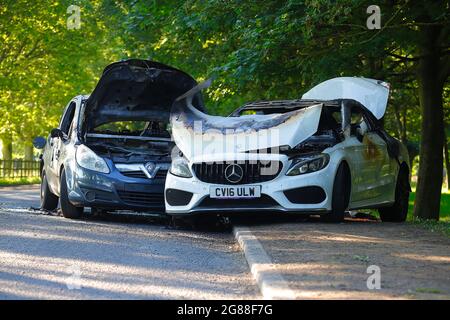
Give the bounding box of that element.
[210,185,261,199]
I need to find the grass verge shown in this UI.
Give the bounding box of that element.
[0,177,41,186]
[407,191,450,238]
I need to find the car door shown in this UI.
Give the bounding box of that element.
[47,100,77,194]
[339,107,372,203]
[347,110,394,203]
[363,129,396,203]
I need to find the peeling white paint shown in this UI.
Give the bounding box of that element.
[302,77,390,120]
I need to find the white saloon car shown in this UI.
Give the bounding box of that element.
[165,77,411,222]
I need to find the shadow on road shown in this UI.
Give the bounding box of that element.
[25,206,381,233]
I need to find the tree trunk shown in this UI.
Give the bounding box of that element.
[24,144,34,161]
[1,136,13,177]
[1,137,12,160]
[444,135,450,189]
[392,102,405,142]
[413,26,445,221]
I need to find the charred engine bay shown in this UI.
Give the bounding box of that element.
[290,131,340,154]
[245,130,340,157]
[86,137,173,163]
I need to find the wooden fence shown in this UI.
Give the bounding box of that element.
[0,160,41,178]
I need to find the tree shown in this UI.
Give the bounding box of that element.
[0,0,114,160]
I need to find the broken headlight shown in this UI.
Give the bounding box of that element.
[170,157,193,178]
[286,153,330,176]
[76,144,110,174]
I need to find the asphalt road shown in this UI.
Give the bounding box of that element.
[0,185,259,299]
[1,185,449,300]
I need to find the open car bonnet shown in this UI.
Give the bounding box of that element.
[84,59,203,132]
[170,82,322,160]
[302,77,390,120]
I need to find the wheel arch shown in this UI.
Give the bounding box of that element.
[399,161,411,191]
[57,164,65,195]
[339,160,352,197]
[333,159,352,208]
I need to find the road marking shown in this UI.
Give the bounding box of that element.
[233,226,296,299]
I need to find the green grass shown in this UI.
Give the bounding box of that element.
[407,190,450,238]
[0,177,41,186]
[415,287,443,294]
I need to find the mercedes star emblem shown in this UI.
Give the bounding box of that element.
[224,164,244,183]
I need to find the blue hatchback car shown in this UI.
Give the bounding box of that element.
[33,59,204,218]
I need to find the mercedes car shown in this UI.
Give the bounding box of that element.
[33,59,204,218]
[165,77,411,222]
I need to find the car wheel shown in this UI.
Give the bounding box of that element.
[379,167,409,222]
[41,172,58,211]
[323,162,350,222]
[60,170,83,219]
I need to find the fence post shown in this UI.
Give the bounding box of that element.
[0,159,40,179]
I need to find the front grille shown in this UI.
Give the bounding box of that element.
[198,195,278,208]
[120,169,168,180]
[117,190,164,207]
[121,171,147,179]
[192,161,283,185]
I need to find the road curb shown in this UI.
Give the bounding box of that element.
[233,226,296,299]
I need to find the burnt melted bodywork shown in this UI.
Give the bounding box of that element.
[229,99,342,156]
[170,83,324,159]
[231,98,401,161]
[81,59,204,164]
[83,59,203,133]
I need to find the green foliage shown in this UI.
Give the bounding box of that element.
[2,0,448,146]
[0,176,40,186]
[0,0,119,156]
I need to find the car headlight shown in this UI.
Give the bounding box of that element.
[170,157,192,178]
[76,145,110,173]
[286,153,330,176]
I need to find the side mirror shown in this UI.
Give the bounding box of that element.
[33,136,47,149]
[50,128,65,139]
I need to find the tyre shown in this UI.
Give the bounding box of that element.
[40,172,58,211]
[323,162,350,222]
[379,167,409,222]
[60,170,83,219]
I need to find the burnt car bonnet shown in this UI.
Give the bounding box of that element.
[84,59,203,131]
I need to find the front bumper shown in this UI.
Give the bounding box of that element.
[164,157,336,215]
[67,164,165,212]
